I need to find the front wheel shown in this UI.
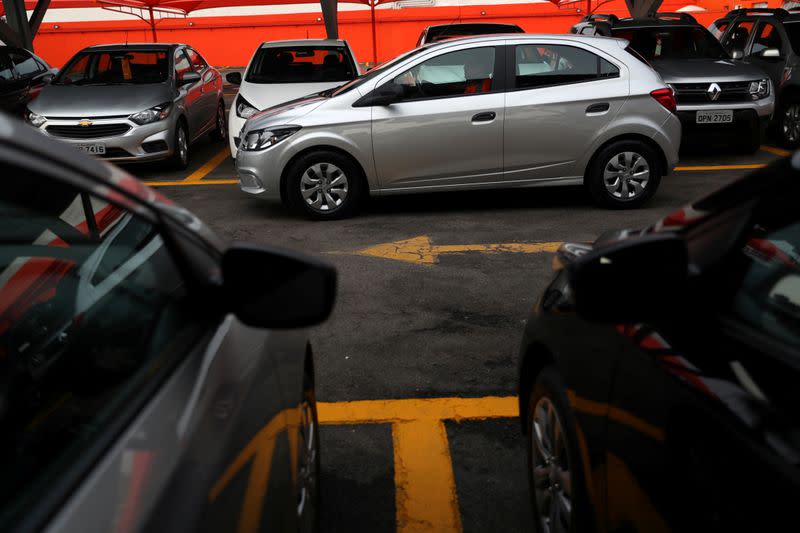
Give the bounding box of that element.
[585,141,661,209]
[297,365,320,533]
[168,121,189,170]
[210,102,227,142]
[285,150,365,220]
[778,101,800,148]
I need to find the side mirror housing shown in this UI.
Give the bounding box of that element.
[221,243,336,328]
[226,71,242,85]
[354,84,403,107]
[179,71,201,86]
[42,73,54,84]
[730,49,744,60]
[568,234,688,323]
[761,48,782,58]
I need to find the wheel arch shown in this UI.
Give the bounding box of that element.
[518,341,556,434]
[279,145,370,204]
[583,133,668,185]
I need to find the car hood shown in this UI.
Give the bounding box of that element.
[244,92,329,130]
[651,59,768,83]
[29,83,174,117]
[240,80,346,111]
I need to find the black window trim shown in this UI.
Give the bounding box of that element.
[505,43,621,93]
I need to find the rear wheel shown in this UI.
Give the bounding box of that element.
[297,363,320,533]
[210,102,227,142]
[168,121,189,170]
[286,150,365,220]
[586,140,660,209]
[778,101,800,148]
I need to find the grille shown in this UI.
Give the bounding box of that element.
[672,81,753,104]
[46,123,131,139]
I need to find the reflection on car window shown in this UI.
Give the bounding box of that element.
[0,170,197,525]
[709,20,729,40]
[614,26,729,60]
[721,21,754,55]
[0,53,13,81]
[752,23,784,55]
[8,50,41,77]
[390,47,496,100]
[514,44,618,89]
[54,50,169,85]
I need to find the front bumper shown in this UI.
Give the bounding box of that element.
[36,116,175,163]
[234,144,283,201]
[675,97,773,140]
[228,109,246,158]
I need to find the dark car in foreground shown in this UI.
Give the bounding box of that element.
[415,22,524,46]
[0,114,332,532]
[0,45,55,117]
[518,155,800,532]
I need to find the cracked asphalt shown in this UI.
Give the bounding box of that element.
[125,119,783,531]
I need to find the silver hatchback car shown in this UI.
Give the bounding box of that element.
[235,34,682,219]
[26,43,226,169]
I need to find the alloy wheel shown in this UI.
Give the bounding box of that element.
[217,106,227,139]
[531,397,572,533]
[177,126,188,165]
[603,151,649,200]
[300,163,349,213]
[296,399,318,528]
[783,104,800,144]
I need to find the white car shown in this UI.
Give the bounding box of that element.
[226,39,361,157]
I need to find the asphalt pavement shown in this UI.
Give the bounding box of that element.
[122,114,785,532]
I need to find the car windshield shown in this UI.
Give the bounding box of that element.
[54,50,169,85]
[331,47,429,97]
[783,22,800,55]
[612,26,729,60]
[245,46,357,84]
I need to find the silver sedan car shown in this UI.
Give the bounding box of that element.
[26,43,226,169]
[235,34,681,219]
[0,114,331,532]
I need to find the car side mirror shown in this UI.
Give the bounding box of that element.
[354,84,403,107]
[730,49,744,60]
[221,242,336,328]
[179,71,201,86]
[42,73,54,84]
[226,71,242,85]
[761,48,782,59]
[568,234,688,323]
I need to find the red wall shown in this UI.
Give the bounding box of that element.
[31,2,737,68]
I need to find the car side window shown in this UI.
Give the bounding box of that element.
[8,49,41,78]
[723,20,754,54]
[0,52,14,81]
[389,47,496,101]
[174,49,193,82]
[752,22,785,55]
[514,44,618,90]
[186,48,208,72]
[0,170,200,523]
[709,20,729,40]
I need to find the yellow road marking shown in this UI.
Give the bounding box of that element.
[183,148,231,182]
[566,390,664,442]
[147,179,239,187]
[350,235,562,265]
[674,164,765,171]
[760,145,791,157]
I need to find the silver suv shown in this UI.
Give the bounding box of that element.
[26,43,226,169]
[573,13,774,153]
[235,34,680,219]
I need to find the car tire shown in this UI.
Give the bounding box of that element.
[586,140,661,209]
[286,150,365,220]
[209,102,227,142]
[169,121,189,170]
[527,366,589,533]
[297,363,320,533]
[778,100,800,148]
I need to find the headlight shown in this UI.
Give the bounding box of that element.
[239,126,300,151]
[749,79,770,100]
[27,110,45,127]
[236,94,258,119]
[129,102,172,125]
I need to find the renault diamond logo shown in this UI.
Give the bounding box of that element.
[707,83,722,101]
[78,119,92,127]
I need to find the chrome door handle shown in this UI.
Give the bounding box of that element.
[586,103,610,114]
[472,111,496,123]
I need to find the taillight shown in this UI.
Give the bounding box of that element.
[650,88,676,113]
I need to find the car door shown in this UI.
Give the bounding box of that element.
[7,48,50,107]
[503,41,626,182]
[604,181,800,531]
[747,20,787,89]
[370,44,505,190]
[175,48,204,140]
[187,47,218,131]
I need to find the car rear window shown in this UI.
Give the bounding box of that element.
[612,26,728,60]
[55,50,169,85]
[245,46,356,84]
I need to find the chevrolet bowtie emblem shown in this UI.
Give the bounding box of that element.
[707,83,721,101]
[78,119,92,127]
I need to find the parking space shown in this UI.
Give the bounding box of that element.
[112,134,785,531]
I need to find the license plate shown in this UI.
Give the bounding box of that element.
[76,144,106,155]
[696,110,733,124]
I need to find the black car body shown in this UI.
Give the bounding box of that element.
[415,23,524,46]
[572,13,774,152]
[518,156,800,531]
[712,8,800,147]
[0,46,54,117]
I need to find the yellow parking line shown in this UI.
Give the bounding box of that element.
[674,164,766,171]
[147,179,238,187]
[183,148,231,182]
[760,145,791,157]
